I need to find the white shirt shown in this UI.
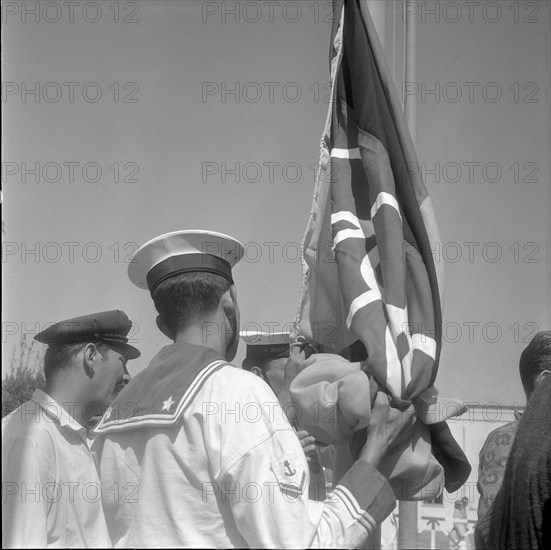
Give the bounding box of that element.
[2,390,110,548]
[94,344,395,548]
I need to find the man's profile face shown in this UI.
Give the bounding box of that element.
[91,347,130,413]
[263,357,287,397]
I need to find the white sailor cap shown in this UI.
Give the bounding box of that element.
[241,330,292,362]
[128,230,244,293]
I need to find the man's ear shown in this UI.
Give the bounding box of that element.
[222,285,237,318]
[227,284,238,307]
[82,343,99,378]
[222,285,239,362]
[250,366,265,379]
[156,315,174,341]
[535,369,550,387]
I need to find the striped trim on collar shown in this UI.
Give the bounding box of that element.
[94,360,226,434]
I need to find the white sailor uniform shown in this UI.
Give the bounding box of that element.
[94,342,395,548]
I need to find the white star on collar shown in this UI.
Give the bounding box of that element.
[161,396,175,412]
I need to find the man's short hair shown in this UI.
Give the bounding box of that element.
[519,331,551,397]
[43,341,110,382]
[152,272,231,335]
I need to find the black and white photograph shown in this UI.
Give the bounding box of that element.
[2,1,550,548]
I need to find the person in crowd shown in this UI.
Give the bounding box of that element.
[242,330,330,500]
[2,310,140,548]
[477,331,551,517]
[475,331,550,547]
[449,498,468,549]
[475,374,550,549]
[93,229,415,548]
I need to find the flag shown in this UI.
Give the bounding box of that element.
[296,0,443,404]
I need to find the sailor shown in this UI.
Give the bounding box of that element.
[242,329,330,500]
[93,229,414,548]
[2,309,140,548]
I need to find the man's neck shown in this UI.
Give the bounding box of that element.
[45,381,89,429]
[174,317,228,359]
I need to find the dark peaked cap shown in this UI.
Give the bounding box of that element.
[34,310,141,359]
[242,331,291,362]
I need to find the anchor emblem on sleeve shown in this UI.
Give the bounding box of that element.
[283,460,296,476]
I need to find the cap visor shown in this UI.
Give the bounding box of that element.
[105,341,141,360]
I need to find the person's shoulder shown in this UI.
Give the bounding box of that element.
[213,364,276,396]
[195,364,290,434]
[201,363,282,413]
[487,420,518,438]
[2,400,41,431]
[2,400,56,451]
[481,420,518,448]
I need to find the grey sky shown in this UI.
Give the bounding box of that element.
[3,0,550,408]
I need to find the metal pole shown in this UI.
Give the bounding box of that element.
[366,0,387,49]
[404,0,417,143]
[364,7,388,550]
[398,501,418,549]
[398,5,419,548]
[364,3,421,549]
[398,6,418,549]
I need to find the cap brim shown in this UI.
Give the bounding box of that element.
[105,341,141,360]
[128,229,244,290]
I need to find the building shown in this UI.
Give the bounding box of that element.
[388,404,522,549]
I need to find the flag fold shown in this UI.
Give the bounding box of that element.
[294,0,470,500]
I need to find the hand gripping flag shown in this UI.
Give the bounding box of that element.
[293,0,471,499]
[296,0,443,405]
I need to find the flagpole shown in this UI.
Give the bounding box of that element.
[398,3,419,550]
[404,0,417,143]
[366,0,386,48]
[365,3,386,549]
[364,4,421,549]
